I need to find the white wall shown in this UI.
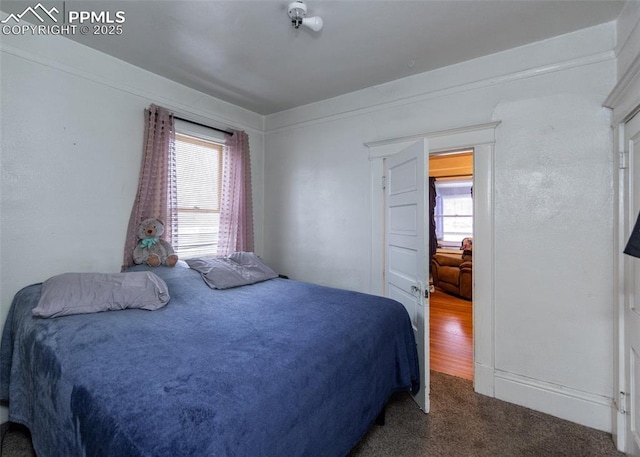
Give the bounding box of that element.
[0,25,265,422]
[263,22,617,431]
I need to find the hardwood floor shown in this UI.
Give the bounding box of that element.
[430,288,473,380]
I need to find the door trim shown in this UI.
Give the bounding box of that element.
[614,112,640,453]
[365,121,499,397]
[605,50,640,453]
[604,52,640,125]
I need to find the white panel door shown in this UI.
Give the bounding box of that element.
[626,111,640,456]
[384,139,429,412]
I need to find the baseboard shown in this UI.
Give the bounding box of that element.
[494,370,613,433]
[473,363,495,397]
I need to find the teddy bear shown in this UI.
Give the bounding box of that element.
[133,218,179,267]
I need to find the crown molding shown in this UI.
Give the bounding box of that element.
[0,41,265,135]
[266,51,614,135]
[604,52,640,125]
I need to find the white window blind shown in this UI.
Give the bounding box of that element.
[434,178,473,248]
[174,132,223,259]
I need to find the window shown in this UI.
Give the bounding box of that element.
[434,178,473,249]
[174,132,223,258]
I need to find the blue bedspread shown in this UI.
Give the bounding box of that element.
[1,265,419,456]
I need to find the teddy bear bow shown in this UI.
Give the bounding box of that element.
[140,237,159,249]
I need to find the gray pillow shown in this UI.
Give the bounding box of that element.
[32,272,170,318]
[186,252,278,289]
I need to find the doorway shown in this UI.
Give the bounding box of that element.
[366,121,499,399]
[429,150,474,381]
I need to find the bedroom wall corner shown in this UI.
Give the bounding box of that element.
[0,19,266,426]
[263,22,617,432]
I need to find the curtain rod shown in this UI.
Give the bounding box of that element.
[173,116,233,136]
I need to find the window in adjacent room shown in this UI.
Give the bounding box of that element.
[434,178,473,249]
[174,132,223,258]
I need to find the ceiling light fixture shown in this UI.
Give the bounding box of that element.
[287,1,323,32]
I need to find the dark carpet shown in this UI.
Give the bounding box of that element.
[1,371,624,456]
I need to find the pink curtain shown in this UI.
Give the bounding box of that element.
[122,104,177,270]
[217,130,254,256]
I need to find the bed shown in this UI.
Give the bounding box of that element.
[0,261,420,456]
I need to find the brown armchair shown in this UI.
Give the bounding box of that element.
[431,238,472,300]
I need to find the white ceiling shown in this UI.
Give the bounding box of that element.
[3,1,626,114]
